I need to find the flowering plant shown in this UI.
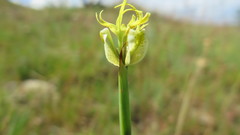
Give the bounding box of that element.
[96,1,150,135]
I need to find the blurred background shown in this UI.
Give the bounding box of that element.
[0,0,240,135]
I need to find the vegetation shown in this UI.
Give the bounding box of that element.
[0,1,240,135]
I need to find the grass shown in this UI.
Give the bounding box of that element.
[0,1,240,135]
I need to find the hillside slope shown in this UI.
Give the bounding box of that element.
[0,2,240,135]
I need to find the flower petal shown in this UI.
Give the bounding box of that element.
[100,28,120,66]
[96,11,117,34]
[125,29,148,65]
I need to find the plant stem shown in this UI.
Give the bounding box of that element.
[118,65,131,135]
[174,61,203,135]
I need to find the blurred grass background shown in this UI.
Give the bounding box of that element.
[0,1,240,135]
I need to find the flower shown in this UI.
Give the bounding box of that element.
[96,0,150,67]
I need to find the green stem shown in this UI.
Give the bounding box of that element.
[118,65,131,135]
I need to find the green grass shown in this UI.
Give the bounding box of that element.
[0,1,240,135]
